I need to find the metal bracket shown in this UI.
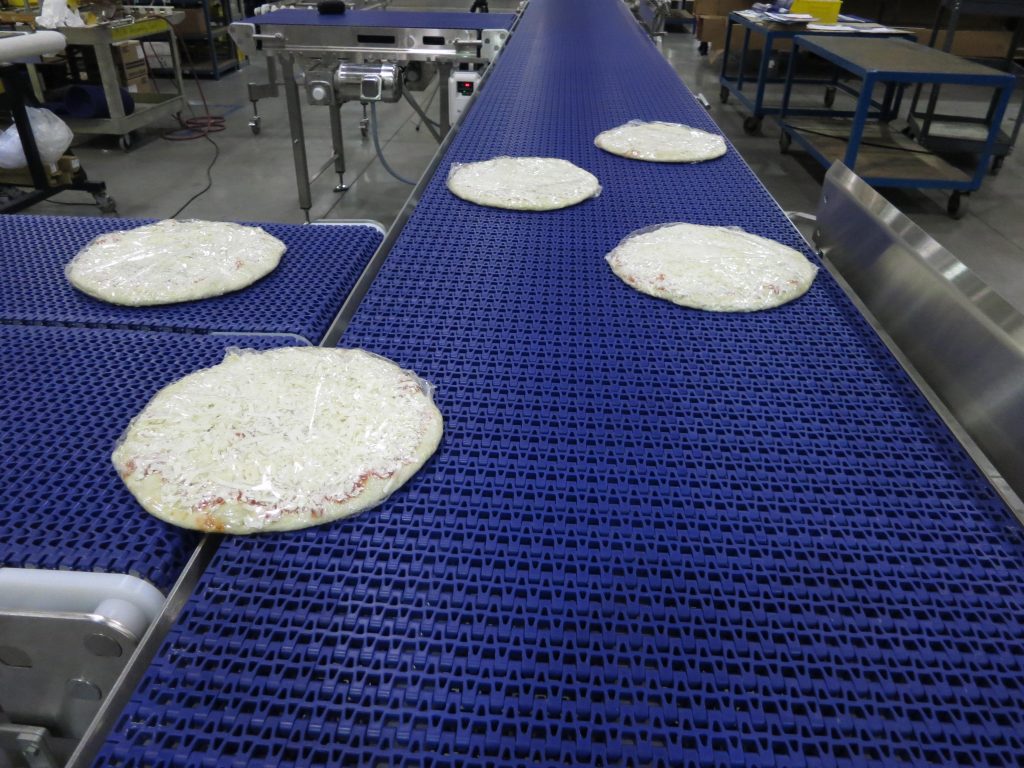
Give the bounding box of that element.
[0,720,62,768]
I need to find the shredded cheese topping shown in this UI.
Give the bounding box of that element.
[447,157,601,211]
[113,348,443,533]
[67,220,286,306]
[606,223,817,312]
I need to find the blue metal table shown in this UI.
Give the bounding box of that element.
[97,0,1024,763]
[720,12,915,134]
[0,326,300,592]
[0,215,382,344]
[780,36,1016,216]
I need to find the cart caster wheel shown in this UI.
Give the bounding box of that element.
[698,41,709,55]
[743,116,762,135]
[824,86,836,108]
[947,191,968,220]
[94,193,117,214]
[991,155,1004,175]
[779,131,792,154]
[249,117,261,135]
[719,85,729,104]
[118,133,133,151]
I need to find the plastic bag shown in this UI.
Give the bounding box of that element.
[112,347,444,534]
[594,119,728,163]
[606,222,818,312]
[0,108,74,169]
[37,0,85,28]
[65,220,286,306]
[447,156,601,211]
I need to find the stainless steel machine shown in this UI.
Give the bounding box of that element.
[229,7,517,218]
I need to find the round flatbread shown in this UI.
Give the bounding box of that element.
[113,347,443,534]
[67,219,286,306]
[595,121,727,163]
[447,156,600,211]
[606,223,817,312]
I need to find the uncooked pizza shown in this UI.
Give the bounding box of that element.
[594,120,727,163]
[66,219,286,306]
[447,156,601,211]
[606,223,817,311]
[113,347,443,534]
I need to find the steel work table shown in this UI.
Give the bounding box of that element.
[719,11,914,134]
[96,0,1024,764]
[780,35,1015,217]
[0,215,382,344]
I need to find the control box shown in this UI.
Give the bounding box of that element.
[448,70,480,124]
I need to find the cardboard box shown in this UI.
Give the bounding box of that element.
[114,40,145,66]
[693,0,748,18]
[124,77,155,95]
[174,8,209,37]
[118,59,149,86]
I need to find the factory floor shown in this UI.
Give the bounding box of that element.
[25,25,1024,310]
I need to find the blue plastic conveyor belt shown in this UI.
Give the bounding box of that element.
[99,0,1024,764]
[245,8,515,29]
[1,326,300,591]
[0,215,382,344]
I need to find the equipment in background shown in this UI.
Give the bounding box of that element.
[229,8,515,219]
[0,31,115,213]
[447,68,477,123]
[0,569,164,768]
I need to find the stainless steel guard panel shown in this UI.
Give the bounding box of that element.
[814,160,1024,509]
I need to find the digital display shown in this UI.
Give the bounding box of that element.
[457,80,475,96]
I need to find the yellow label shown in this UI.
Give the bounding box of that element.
[112,17,172,41]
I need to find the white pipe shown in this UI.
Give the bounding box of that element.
[0,30,67,63]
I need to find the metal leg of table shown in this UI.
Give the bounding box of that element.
[843,73,874,173]
[438,62,453,137]
[719,17,734,94]
[280,54,312,221]
[969,81,1013,189]
[736,26,751,94]
[329,102,348,192]
[751,29,774,124]
[94,41,128,127]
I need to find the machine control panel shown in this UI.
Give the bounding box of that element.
[448,70,480,124]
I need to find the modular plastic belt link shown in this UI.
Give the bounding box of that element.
[0,326,302,590]
[98,0,1024,763]
[0,216,383,344]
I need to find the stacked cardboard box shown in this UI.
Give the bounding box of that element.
[113,40,154,94]
[693,0,752,54]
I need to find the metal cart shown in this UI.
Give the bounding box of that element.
[906,0,1024,173]
[779,35,1014,217]
[718,11,914,134]
[54,17,186,149]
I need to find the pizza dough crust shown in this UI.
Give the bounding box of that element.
[594,120,727,163]
[606,223,817,312]
[447,156,601,211]
[67,219,286,306]
[113,347,443,534]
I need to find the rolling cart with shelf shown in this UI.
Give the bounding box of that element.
[153,0,238,78]
[718,11,914,134]
[779,35,1014,218]
[24,17,187,149]
[905,0,1024,174]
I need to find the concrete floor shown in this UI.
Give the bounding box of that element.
[24,23,1024,308]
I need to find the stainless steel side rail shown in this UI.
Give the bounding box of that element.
[814,160,1024,521]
